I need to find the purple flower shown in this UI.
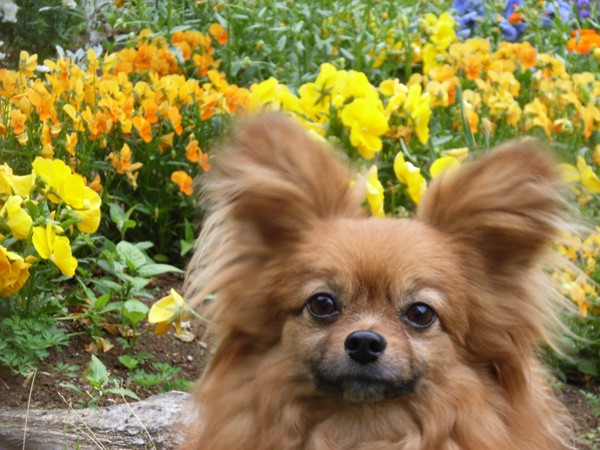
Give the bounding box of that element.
[543,0,573,25]
[500,0,527,42]
[499,17,528,42]
[503,0,523,17]
[577,0,592,19]
[453,0,485,39]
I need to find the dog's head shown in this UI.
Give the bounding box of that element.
[186,113,564,404]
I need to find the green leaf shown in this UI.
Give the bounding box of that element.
[86,355,109,388]
[60,382,83,394]
[276,35,287,51]
[137,263,183,278]
[95,293,111,310]
[77,279,97,304]
[101,300,124,314]
[183,219,194,241]
[118,354,139,370]
[104,388,141,401]
[134,241,154,251]
[123,299,149,327]
[116,241,148,270]
[92,278,122,292]
[578,359,599,377]
[109,203,137,234]
[180,239,195,257]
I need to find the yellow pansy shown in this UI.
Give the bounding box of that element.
[380,79,409,117]
[32,157,84,208]
[32,224,78,277]
[297,63,341,116]
[148,289,189,335]
[0,164,35,197]
[18,51,38,78]
[65,132,78,156]
[0,196,33,240]
[249,78,301,113]
[0,246,31,297]
[558,163,581,184]
[249,77,282,110]
[577,157,600,194]
[336,70,380,103]
[403,84,432,145]
[340,98,389,159]
[365,166,385,218]
[593,145,600,167]
[74,187,102,234]
[442,147,469,162]
[394,152,427,204]
[430,156,461,178]
[425,12,456,50]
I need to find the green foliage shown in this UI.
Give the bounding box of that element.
[0,0,599,394]
[179,218,196,258]
[118,351,154,370]
[580,391,600,448]
[129,362,192,392]
[69,238,182,345]
[54,361,79,379]
[549,306,600,382]
[62,355,140,407]
[93,239,182,301]
[0,316,68,375]
[109,202,138,241]
[0,0,83,65]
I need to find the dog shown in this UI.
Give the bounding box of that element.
[182,112,572,449]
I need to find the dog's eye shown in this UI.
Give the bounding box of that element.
[307,293,339,319]
[404,303,436,329]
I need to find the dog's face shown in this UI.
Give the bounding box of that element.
[278,218,468,403]
[187,112,563,416]
[184,113,570,449]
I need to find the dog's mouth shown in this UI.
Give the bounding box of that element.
[312,367,419,403]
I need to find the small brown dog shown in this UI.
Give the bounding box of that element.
[183,113,572,449]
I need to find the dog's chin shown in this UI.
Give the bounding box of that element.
[313,368,419,403]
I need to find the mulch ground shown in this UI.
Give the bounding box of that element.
[0,274,206,410]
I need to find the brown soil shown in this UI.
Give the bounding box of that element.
[561,383,600,449]
[0,274,207,410]
[0,276,599,448]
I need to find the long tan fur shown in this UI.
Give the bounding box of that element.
[182,113,572,450]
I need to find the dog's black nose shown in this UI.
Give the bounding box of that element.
[344,331,387,365]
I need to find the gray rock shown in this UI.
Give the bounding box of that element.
[0,391,191,449]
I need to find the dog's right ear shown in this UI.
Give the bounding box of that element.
[201,113,364,247]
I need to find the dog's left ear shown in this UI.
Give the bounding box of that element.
[416,141,562,269]
[201,113,364,248]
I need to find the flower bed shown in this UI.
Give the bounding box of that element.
[0,0,599,416]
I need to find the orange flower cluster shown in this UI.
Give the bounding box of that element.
[567,30,600,54]
[420,38,600,142]
[0,28,250,197]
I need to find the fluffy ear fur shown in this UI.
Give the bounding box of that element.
[417,141,566,393]
[185,112,364,311]
[199,113,362,245]
[417,140,563,270]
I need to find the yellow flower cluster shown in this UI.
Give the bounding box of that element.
[554,230,600,316]
[368,12,600,146]
[248,63,433,158]
[249,12,600,218]
[560,150,600,204]
[0,26,248,195]
[248,62,456,214]
[0,158,101,295]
